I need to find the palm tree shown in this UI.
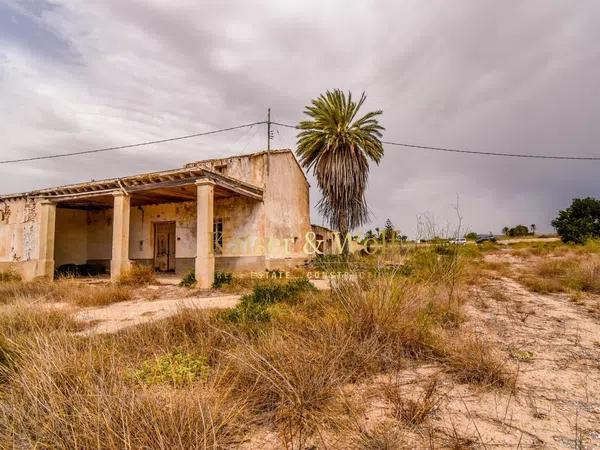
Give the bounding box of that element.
[296,90,384,249]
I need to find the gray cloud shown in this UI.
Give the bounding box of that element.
[1,0,599,236]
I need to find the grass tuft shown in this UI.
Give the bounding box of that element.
[117,264,156,286]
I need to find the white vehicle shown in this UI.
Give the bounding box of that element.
[449,237,467,245]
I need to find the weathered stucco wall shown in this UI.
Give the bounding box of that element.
[54,208,87,266]
[263,152,312,265]
[87,209,113,263]
[0,198,40,278]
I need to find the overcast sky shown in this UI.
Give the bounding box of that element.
[1,0,599,237]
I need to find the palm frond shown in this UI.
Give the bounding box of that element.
[296,90,384,231]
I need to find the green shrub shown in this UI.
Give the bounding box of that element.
[221,277,316,323]
[130,350,209,386]
[213,271,233,289]
[179,270,196,287]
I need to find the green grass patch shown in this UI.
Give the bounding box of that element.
[220,277,316,324]
[130,350,209,386]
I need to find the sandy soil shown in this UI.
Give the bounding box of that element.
[75,294,240,334]
[445,274,600,448]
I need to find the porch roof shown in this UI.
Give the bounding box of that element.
[1,166,263,209]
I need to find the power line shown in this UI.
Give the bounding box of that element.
[0,121,266,165]
[271,121,600,161]
[381,141,600,161]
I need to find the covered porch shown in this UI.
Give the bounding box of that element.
[36,167,263,288]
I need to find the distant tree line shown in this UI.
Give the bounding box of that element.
[501,224,532,237]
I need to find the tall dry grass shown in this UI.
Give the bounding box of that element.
[519,255,600,294]
[0,278,133,307]
[0,245,511,448]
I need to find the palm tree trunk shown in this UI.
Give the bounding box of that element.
[339,211,349,257]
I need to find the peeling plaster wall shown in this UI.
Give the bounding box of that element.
[0,198,39,263]
[0,198,40,279]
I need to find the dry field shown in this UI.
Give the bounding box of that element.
[0,240,599,449]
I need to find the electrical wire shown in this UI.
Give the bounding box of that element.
[0,121,267,164]
[271,122,600,161]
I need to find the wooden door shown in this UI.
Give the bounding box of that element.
[154,222,176,272]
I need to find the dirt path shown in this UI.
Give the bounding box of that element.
[445,272,600,448]
[76,294,240,334]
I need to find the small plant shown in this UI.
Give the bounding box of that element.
[220,277,316,323]
[383,378,442,426]
[213,271,232,289]
[130,350,209,386]
[0,268,21,283]
[179,269,196,287]
[509,349,534,363]
[117,264,156,286]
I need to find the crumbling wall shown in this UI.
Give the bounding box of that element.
[0,198,39,279]
[0,198,39,263]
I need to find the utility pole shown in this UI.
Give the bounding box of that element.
[266,107,271,176]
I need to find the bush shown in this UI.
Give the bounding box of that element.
[117,264,156,286]
[213,271,233,289]
[130,350,209,386]
[552,197,600,244]
[179,269,196,287]
[221,277,316,323]
[0,268,21,283]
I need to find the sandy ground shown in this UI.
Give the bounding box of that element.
[496,236,560,245]
[75,294,240,334]
[441,273,600,448]
[75,279,332,334]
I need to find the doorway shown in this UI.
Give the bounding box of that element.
[153,222,176,272]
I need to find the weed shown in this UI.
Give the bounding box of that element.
[383,378,442,426]
[509,348,535,363]
[178,269,196,287]
[117,264,156,286]
[0,268,20,283]
[213,271,233,288]
[130,350,210,386]
[436,331,513,388]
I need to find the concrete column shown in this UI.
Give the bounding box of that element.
[110,191,131,279]
[37,200,56,279]
[195,179,215,288]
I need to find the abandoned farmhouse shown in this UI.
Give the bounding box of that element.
[0,149,331,288]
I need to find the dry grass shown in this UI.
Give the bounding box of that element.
[519,256,600,295]
[0,246,515,448]
[383,378,442,426]
[0,278,133,307]
[434,330,514,389]
[0,333,247,449]
[117,264,157,286]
